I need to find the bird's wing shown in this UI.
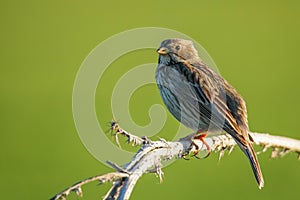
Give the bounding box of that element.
[182,60,251,144]
[182,61,263,188]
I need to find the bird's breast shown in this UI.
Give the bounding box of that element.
[156,63,214,131]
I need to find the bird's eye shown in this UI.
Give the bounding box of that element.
[175,45,180,50]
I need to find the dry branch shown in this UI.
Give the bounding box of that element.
[50,122,300,200]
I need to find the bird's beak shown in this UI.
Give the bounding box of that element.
[157,47,169,55]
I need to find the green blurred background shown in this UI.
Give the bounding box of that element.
[1,1,300,199]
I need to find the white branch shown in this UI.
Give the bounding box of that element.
[249,132,300,159]
[50,123,300,200]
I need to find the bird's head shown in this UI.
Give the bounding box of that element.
[157,38,200,65]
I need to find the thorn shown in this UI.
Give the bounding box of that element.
[271,147,280,158]
[64,191,70,197]
[158,137,167,143]
[219,149,225,161]
[98,179,104,184]
[73,187,83,197]
[109,120,123,148]
[147,163,164,183]
[114,133,122,149]
[130,137,138,146]
[156,166,164,183]
[110,120,121,134]
[158,137,170,146]
[228,145,235,154]
[141,136,152,145]
[110,120,118,132]
[257,144,270,155]
[279,148,290,158]
[158,137,171,149]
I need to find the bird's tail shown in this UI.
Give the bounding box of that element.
[235,140,264,189]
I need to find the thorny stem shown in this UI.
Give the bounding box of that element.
[50,122,300,200]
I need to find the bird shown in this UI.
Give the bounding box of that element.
[155,38,264,189]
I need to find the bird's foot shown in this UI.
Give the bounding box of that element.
[193,133,211,158]
[181,151,191,160]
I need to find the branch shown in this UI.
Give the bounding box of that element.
[250,132,300,158]
[50,172,129,200]
[50,123,300,200]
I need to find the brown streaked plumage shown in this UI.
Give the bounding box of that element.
[155,38,264,188]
